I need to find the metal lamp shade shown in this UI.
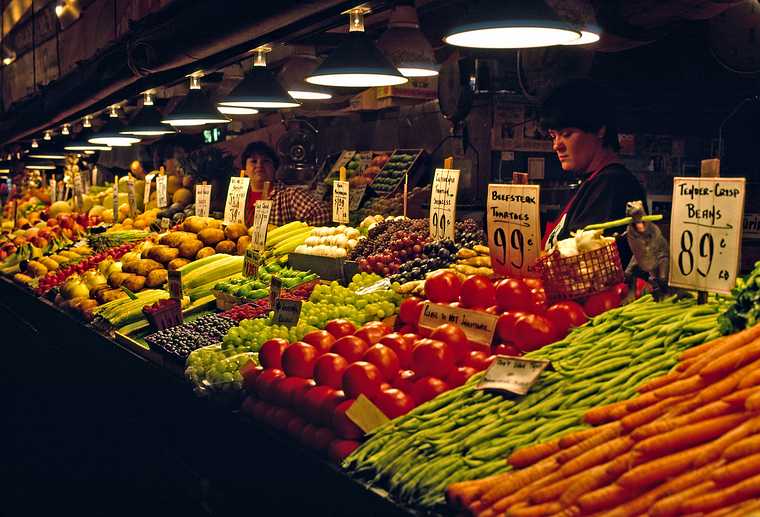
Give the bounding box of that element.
[219,67,301,109]
[28,142,66,160]
[378,6,439,78]
[162,89,231,127]
[24,159,56,170]
[64,129,112,151]
[121,105,175,136]
[279,54,333,100]
[88,118,141,146]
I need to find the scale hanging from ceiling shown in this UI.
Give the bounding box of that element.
[276,119,319,184]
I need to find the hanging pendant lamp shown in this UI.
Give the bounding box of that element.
[24,159,56,170]
[378,5,439,78]
[121,92,176,136]
[278,46,333,100]
[89,106,141,146]
[64,127,112,152]
[28,141,66,160]
[444,0,581,49]
[163,75,232,127]
[217,106,260,115]
[561,22,601,45]
[306,8,407,88]
[218,47,301,109]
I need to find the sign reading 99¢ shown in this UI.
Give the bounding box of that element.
[486,184,541,276]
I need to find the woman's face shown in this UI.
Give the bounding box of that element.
[548,127,603,173]
[245,153,275,182]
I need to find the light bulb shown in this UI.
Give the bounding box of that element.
[144,91,154,106]
[109,105,119,118]
[83,115,92,128]
[62,124,70,135]
[31,139,39,149]
[44,130,52,141]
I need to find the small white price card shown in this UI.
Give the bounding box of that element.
[669,177,746,295]
[73,168,84,208]
[332,180,349,224]
[91,167,99,187]
[429,168,460,241]
[168,270,182,300]
[224,176,250,225]
[126,176,137,219]
[418,302,498,346]
[156,174,168,208]
[272,298,302,327]
[50,178,57,203]
[143,172,156,206]
[487,184,541,276]
[250,199,273,251]
[195,184,211,218]
[112,176,119,223]
[477,356,551,395]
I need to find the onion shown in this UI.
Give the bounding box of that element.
[61,276,90,300]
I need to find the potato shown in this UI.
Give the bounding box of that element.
[178,238,204,259]
[90,285,112,303]
[215,240,236,254]
[182,216,209,234]
[225,223,248,241]
[207,218,223,229]
[148,245,180,264]
[134,259,163,277]
[145,269,168,288]
[108,271,133,288]
[159,231,195,248]
[102,288,128,303]
[196,247,215,259]
[122,275,146,292]
[168,258,191,271]
[140,241,156,259]
[198,227,225,246]
[236,236,251,256]
[121,251,141,265]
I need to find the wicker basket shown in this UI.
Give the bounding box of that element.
[534,241,624,302]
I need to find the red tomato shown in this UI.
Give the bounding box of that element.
[485,305,500,315]
[325,319,357,339]
[301,385,337,421]
[495,278,532,312]
[523,277,544,289]
[317,389,346,427]
[240,363,263,394]
[332,335,370,362]
[530,288,548,313]
[272,407,296,431]
[412,338,456,378]
[281,342,319,378]
[545,301,588,338]
[469,340,491,355]
[583,289,621,317]
[354,325,386,346]
[300,423,320,449]
[396,323,417,334]
[410,376,449,404]
[496,311,527,343]
[399,296,424,324]
[290,379,316,409]
[262,404,280,426]
[380,333,414,369]
[514,314,556,352]
[392,369,418,393]
[332,399,363,439]
[613,283,629,301]
[250,400,272,422]
[463,351,490,371]
[342,361,383,399]
[372,388,416,419]
[301,330,336,355]
[363,321,391,335]
[362,344,401,381]
[401,333,419,345]
[313,427,336,452]
[255,368,286,401]
[430,324,470,364]
[271,376,307,407]
[425,270,462,304]
[328,439,361,463]
[459,275,496,309]
[241,395,257,418]
[449,301,461,308]
[259,338,289,369]
[446,366,477,388]
[313,353,349,389]
[286,415,307,439]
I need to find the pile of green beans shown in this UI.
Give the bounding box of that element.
[343,294,727,511]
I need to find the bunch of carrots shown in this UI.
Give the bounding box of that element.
[446,323,760,516]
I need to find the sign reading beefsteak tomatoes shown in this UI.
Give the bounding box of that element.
[487,183,541,276]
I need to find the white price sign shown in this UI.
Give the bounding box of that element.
[195,184,211,218]
[332,180,349,224]
[669,177,746,295]
[251,199,273,251]
[487,184,541,276]
[91,166,98,187]
[224,176,250,225]
[50,178,57,203]
[477,356,551,395]
[127,176,137,219]
[112,176,119,223]
[143,172,156,206]
[156,174,168,208]
[429,168,460,241]
[418,302,498,346]
[73,168,84,208]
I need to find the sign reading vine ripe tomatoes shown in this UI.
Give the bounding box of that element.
[429,168,460,241]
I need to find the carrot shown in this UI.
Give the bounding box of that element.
[559,464,615,506]
[680,327,760,378]
[554,507,581,517]
[620,396,686,432]
[746,390,760,411]
[624,391,659,412]
[505,502,562,517]
[707,498,760,517]
[649,480,716,517]
[698,357,760,405]
[712,452,760,486]
[606,450,645,478]
[675,356,698,372]
[633,413,748,457]
[617,441,713,489]
[700,337,760,379]
[679,335,726,361]
[679,471,760,513]
[723,433,760,461]
[559,436,634,477]
[666,396,706,417]
[583,400,629,425]
[479,458,558,507]
[722,386,760,406]
[577,483,634,513]
[528,475,575,504]
[738,369,760,390]
[508,438,561,468]
[651,375,709,399]
[484,476,556,516]
[637,370,681,393]
[692,414,760,467]
[559,426,602,449]
[556,423,622,464]
[631,400,734,441]
[447,473,510,509]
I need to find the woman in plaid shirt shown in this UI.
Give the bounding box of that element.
[241,142,331,227]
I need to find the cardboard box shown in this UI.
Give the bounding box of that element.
[348,88,378,111]
[375,76,437,100]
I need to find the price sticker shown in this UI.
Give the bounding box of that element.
[251,199,273,251]
[332,180,350,224]
[57,181,64,202]
[81,171,90,195]
[73,168,84,209]
[168,270,182,300]
[143,172,156,206]
[345,394,390,433]
[669,177,746,295]
[91,166,98,188]
[195,183,211,218]
[224,176,250,225]
[418,302,498,346]
[50,178,57,203]
[477,356,551,395]
[487,184,541,276]
[269,276,282,307]
[126,176,137,219]
[429,168,460,241]
[243,247,261,278]
[156,174,168,208]
[272,298,302,327]
[160,217,171,230]
[112,176,119,223]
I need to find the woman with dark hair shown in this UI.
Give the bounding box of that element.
[540,78,647,263]
[240,141,330,227]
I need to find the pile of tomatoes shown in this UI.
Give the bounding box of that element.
[240,318,494,463]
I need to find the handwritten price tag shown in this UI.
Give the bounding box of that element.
[91,167,99,187]
[251,200,273,251]
[168,270,182,300]
[346,394,390,433]
[73,168,84,209]
[333,180,349,224]
[50,178,57,203]
[487,184,541,276]
[224,176,250,225]
[273,298,302,327]
[143,172,156,206]
[418,302,498,346]
[112,176,119,223]
[669,177,746,295]
[195,184,211,218]
[243,247,260,278]
[269,276,282,307]
[156,174,168,208]
[477,356,551,395]
[429,168,460,241]
[127,176,137,219]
